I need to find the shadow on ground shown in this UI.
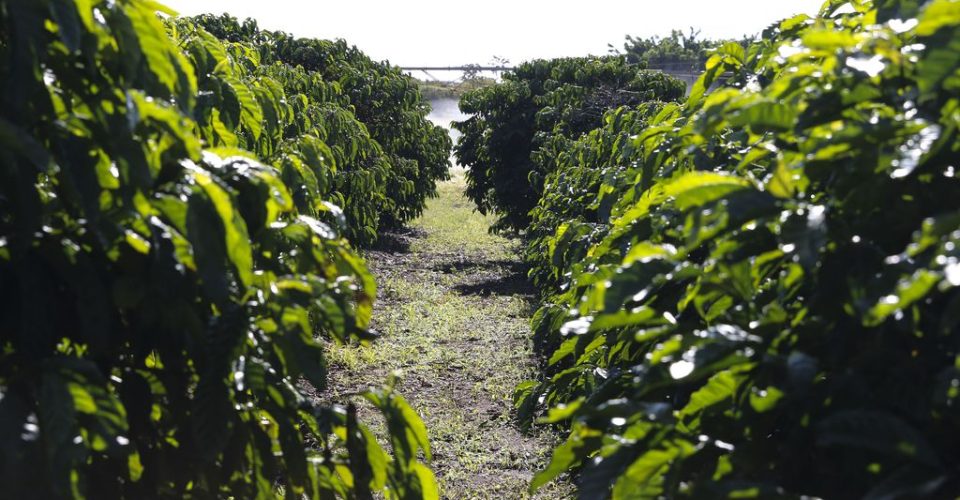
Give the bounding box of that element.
[454,272,534,297]
[368,226,426,253]
[432,258,523,275]
[430,257,534,298]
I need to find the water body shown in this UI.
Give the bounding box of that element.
[426,97,469,169]
[427,97,468,145]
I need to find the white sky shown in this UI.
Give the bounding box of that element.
[162,1,824,67]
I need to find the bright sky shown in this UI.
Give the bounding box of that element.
[162,0,824,67]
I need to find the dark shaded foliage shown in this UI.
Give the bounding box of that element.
[453,56,686,233]
[194,13,452,233]
[613,28,753,71]
[505,0,960,498]
[0,1,437,497]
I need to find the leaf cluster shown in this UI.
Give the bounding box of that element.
[453,56,687,233]
[510,0,960,497]
[613,28,753,71]
[0,1,438,498]
[193,13,453,233]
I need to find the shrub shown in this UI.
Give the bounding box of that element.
[0,2,436,497]
[453,56,686,233]
[516,0,960,497]
[194,14,453,232]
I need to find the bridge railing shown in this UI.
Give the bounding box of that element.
[401,60,707,80]
[400,66,515,72]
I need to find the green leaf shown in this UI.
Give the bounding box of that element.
[531,427,599,491]
[801,29,859,50]
[49,0,85,51]
[540,399,584,424]
[766,162,800,198]
[67,382,97,414]
[616,445,687,491]
[223,75,264,141]
[864,270,939,326]
[713,41,746,65]
[345,404,378,498]
[916,27,960,96]
[678,369,745,423]
[729,101,798,133]
[411,462,440,500]
[122,2,195,98]
[661,172,753,211]
[589,308,658,331]
[395,392,432,461]
[184,161,254,289]
[915,0,960,36]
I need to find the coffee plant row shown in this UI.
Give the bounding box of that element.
[0,0,445,498]
[192,14,453,239]
[459,0,960,497]
[454,56,686,233]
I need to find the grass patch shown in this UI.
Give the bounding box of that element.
[411,168,512,257]
[322,170,571,498]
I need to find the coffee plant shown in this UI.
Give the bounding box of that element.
[507,0,960,497]
[0,1,437,498]
[193,14,453,231]
[453,56,686,233]
[614,29,754,71]
[170,20,394,246]
[524,101,670,294]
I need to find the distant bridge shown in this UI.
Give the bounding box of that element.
[400,63,704,88]
[399,66,514,82]
[401,66,515,72]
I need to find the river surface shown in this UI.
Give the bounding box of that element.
[427,97,468,146]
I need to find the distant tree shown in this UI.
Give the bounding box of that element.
[461,63,483,81]
[611,28,753,69]
[191,13,268,44]
[453,56,686,232]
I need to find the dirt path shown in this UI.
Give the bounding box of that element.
[322,169,570,498]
